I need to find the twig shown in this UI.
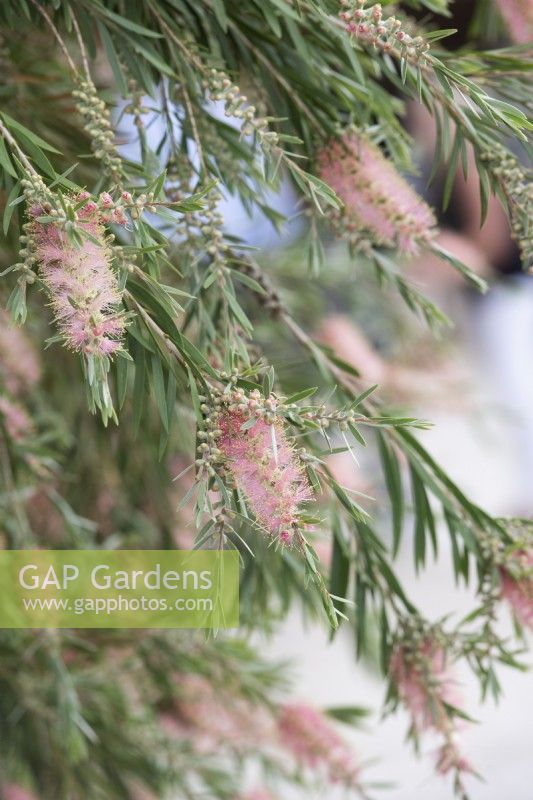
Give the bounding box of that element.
[70,9,91,79]
[28,0,78,74]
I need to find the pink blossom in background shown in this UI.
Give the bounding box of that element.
[277,702,360,786]
[1,785,37,800]
[239,791,276,800]
[500,550,533,630]
[218,409,311,544]
[0,396,33,440]
[494,0,533,43]
[0,310,41,395]
[160,673,271,754]
[318,132,436,254]
[436,738,473,777]
[389,641,461,733]
[31,202,125,358]
[390,641,473,778]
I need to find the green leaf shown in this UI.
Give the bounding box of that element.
[349,384,378,409]
[442,131,460,211]
[211,0,228,31]
[377,433,404,556]
[410,465,428,571]
[424,28,457,42]
[131,343,146,436]
[115,352,131,410]
[230,269,267,295]
[97,21,129,96]
[325,705,371,724]
[284,387,318,404]
[95,7,163,38]
[0,136,17,178]
[0,112,61,153]
[3,180,20,235]
[432,244,488,293]
[376,553,417,613]
[262,366,275,396]
[151,353,169,432]
[354,571,366,656]
[329,517,350,616]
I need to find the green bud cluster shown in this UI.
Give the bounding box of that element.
[236,257,284,315]
[73,76,123,182]
[10,176,51,286]
[123,78,149,129]
[481,144,533,271]
[298,405,368,431]
[204,68,279,151]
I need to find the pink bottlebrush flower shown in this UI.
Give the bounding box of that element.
[31,205,125,358]
[112,207,128,225]
[494,0,533,44]
[0,310,41,395]
[317,132,436,254]
[83,201,98,215]
[277,703,360,787]
[99,191,114,208]
[389,641,461,733]
[0,396,34,441]
[500,550,533,630]
[218,407,312,543]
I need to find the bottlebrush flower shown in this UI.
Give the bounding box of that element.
[0,310,41,395]
[494,0,533,44]
[389,641,460,733]
[0,396,34,441]
[500,550,533,630]
[317,132,436,254]
[218,406,312,544]
[30,202,125,358]
[277,703,360,786]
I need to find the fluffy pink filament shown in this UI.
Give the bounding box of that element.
[0,311,41,395]
[500,550,533,630]
[390,641,461,733]
[218,410,311,543]
[0,396,33,441]
[277,703,359,786]
[31,204,125,357]
[318,133,436,254]
[495,0,533,43]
